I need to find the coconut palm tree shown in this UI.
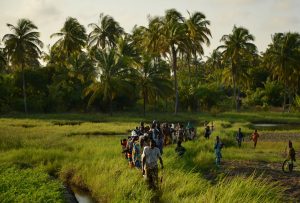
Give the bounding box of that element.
[88,13,124,50]
[184,11,211,82]
[51,17,87,57]
[218,25,257,111]
[160,9,186,114]
[0,47,6,72]
[264,32,300,111]
[136,56,172,116]
[2,19,43,113]
[84,48,133,115]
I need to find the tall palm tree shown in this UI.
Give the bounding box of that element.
[218,26,257,111]
[84,48,133,115]
[205,49,223,84]
[264,32,300,111]
[184,11,211,82]
[51,17,87,57]
[0,47,6,72]
[2,19,43,113]
[161,9,186,114]
[88,13,124,50]
[136,56,172,116]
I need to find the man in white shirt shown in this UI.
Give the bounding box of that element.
[142,139,164,190]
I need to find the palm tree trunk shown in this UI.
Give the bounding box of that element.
[172,46,179,114]
[21,64,28,114]
[187,55,191,84]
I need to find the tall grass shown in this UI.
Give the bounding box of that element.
[0,113,298,202]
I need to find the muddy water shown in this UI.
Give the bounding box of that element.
[70,185,95,203]
[251,123,300,131]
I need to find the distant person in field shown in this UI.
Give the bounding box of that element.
[142,139,164,190]
[287,140,296,162]
[132,136,142,168]
[120,138,128,159]
[214,136,224,167]
[251,129,260,148]
[176,123,185,142]
[204,125,211,139]
[156,122,164,155]
[236,128,244,148]
[126,136,134,167]
[186,121,195,140]
[150,123,159,145]
[139,121,145,135]
[175,141,186,156]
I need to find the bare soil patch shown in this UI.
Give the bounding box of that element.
[222,160,300,201]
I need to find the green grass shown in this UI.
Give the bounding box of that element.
[0,112,299,202]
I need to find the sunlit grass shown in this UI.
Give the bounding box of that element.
[0,112,299,202]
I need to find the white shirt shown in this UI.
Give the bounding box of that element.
[142,146,161,169]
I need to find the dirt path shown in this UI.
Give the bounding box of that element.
[221,160,300,201]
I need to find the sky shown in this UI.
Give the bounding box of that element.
[0,0,300,56]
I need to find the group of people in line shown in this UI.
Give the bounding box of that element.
[120,120,297,190]
[120,120,195,189]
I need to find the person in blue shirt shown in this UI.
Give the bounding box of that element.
[214,136,224,167]
[236,128,244,148]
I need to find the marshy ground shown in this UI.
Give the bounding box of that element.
[0,112,299,202]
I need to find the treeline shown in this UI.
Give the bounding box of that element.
[0,9,300,115]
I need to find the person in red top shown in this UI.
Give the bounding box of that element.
[251,129,260,148]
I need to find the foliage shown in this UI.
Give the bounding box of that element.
[1,113,296,202]
[1,12,300,114]
[0,165,64,203]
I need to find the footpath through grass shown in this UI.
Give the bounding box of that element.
[0,112,299,202]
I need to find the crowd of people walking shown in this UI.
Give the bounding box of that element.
[120,120,296,190]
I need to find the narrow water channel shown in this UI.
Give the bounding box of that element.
[70,185,95,203]
[251,123,300,130]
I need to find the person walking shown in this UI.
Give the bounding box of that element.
[142,139,164,190]
[251,129,260,148]
[236,128,244,148]
[214,136,224,167]
[175,141,186,156]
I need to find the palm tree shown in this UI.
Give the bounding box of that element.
[0,47,6,72]
[2,19,43,113]
[161,9,186,114]
[205,49,223,84]
[264,32,300,111]
[51,17,87,57]
[218,26,257,111]
[88,13,124,50]
[136,56,172,116]
[184,11,211,82]
[84,48,133,115]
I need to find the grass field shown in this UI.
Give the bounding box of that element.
[0,112,299,202]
